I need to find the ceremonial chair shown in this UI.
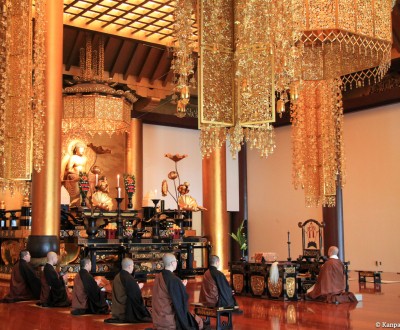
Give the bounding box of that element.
[297,219,325,293]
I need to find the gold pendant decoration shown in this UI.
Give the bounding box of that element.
[268,278,283,297]
[286,277,296,298]
[232,274,244,293]
[250,275,265,296]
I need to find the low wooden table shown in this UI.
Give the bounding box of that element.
[357,270,382,283]
[191,303,242,330]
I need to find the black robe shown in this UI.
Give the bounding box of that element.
[79,269,108,314]
[105,270,151,323]
[43,263,70,307]
[209,266,237,308]
[2,259,41,303]
[119,270,151,323]
[162,270,199,330]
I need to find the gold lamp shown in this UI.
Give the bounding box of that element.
[62,33,138,140]
[290,0,393,207]
[171,0,196,119]
[199,0,305,158]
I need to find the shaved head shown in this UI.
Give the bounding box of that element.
[328,246,339,257]
[209,255,220,267]
[47,251,58,265]
[121,258,134,271]
[163,253,177,270]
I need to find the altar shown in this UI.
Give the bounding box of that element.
[229,261,299,301]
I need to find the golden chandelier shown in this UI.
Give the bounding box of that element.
[197,0,393,206]
[62,33,137,140]
[171,0,196,118]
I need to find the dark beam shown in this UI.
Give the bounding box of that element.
[124,43,148,81]
[65,30,85,71]
[131,110,197,130]
[110,40,136,79]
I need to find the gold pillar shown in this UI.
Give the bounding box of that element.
[28,0,63,257]
[126,119,143,211]
[202,144,229,269]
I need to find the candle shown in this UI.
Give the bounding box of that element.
[117,187,121,198]
[117,174,120,187]
[288,231,290,241]
[154,189,157,197]
[95,174,98,186]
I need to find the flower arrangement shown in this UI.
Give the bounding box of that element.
[78,172,90,206]
[229,220,247,251]
[161,153,205,212]
[123,174,136,197]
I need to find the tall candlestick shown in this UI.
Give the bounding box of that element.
[288,231,290,241]
[117,174,120,187]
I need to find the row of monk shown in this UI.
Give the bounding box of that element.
[1,251,237,329]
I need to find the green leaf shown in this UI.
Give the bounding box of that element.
[229,220,247,250]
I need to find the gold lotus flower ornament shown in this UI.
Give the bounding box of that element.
[162,153,206,212]
[164,153,188,162]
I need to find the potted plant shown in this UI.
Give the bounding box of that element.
[229,220,247,261]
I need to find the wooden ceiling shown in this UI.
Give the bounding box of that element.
[62,0,400,129]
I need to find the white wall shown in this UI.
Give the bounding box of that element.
[143,124,203,210]
[247,125,322,262]
[247,103,400,272]
[142,124,239,211]
[343,104,400,272]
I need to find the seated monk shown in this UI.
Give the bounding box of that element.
[38,251,71,307]
[199,255,237,308]
[307,246,357,303]
[2,250,41,302]
[71,258,109,315]
[152,253,202,330]
[104,258,151,324]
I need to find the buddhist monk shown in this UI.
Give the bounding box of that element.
[38,251,71,307]
[1,250,41,302]
[152,253,202,330]
[199,255,237,307]
[307,246,357,303]
[104,258,151,324]
[71,258,109,315]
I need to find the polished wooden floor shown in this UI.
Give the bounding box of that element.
[0,272,399,330]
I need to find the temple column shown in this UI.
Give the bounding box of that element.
[323,174,345,260]
[27,0,63,258]
[126,118,143,212]
[202,145,229,269]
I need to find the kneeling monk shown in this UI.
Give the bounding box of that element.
[105,258,151,323]
[199,255,237,308]
[152,253,202,330]
[71,258,109,315]
[39,251,71,307]
[2,250,41,302]
[307,246,357,303]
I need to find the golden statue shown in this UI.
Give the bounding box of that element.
[62,142,88,207]
[91,176,113,211]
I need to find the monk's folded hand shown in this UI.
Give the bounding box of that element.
[138,282,144,290]
[182,279,188,287]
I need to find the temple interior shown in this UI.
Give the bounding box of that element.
[0,0,400,329]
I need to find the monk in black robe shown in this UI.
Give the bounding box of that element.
[71,258,109,315]
[199,255,237,308]
[39,251,71,307]
[307,246,357,303]
[2,250,41,302]
[152,253,201,330]
[104,258,151,324]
